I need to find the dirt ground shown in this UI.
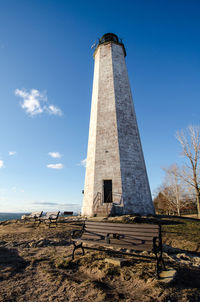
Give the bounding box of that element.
[0,217,200,302]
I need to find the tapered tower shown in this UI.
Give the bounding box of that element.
[82,33,154,217]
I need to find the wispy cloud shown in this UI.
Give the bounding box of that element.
[34,201,60,206]
[47,105,62,116]
[15,88,63,117]
[11,186,17,193]
[9,151,16,156]
[48,152,62,159]
[33,201,80,210]
[11,186,24,193]
[0,160,4,168]
[0,188,7,194]
[47,163,64,169]
[78,158,87,167]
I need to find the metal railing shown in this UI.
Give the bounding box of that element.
[93,191,124,215]
[105,192,123,206]
[93,192,102,211]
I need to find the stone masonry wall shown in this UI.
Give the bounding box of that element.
[82,43,122,216]
[112,43,154,215]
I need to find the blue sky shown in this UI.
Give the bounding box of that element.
[0,0,199,212]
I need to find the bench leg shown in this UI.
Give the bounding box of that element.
[34,218,39,227]
[159,255,166,272]
[153,235,166,278]
[81,243,85,256]
[37,219,42,227]
[72,242,85,260]
[49,219,57,228]
[155,251,166,279]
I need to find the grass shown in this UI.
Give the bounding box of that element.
[159,217,200,252]
[101,214,200,252]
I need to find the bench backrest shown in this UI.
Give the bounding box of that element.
[29,211,43,218]
[45,211,60,219]
[83,221,160,252]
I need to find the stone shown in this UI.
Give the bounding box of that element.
[159,268,177,284]
[82,33,154,217]
[105,257,128,267]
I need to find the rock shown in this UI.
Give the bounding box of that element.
[176,253,191,261]
[105,257,128,267]
[159,268,177,284]
[122,216,130,223]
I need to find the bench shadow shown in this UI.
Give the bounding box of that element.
[163,244,200,257]
[168,263,200,289]
[157,214,200,222]
[0,247,28,280]
[132,217,184,225]
[76,246,155,262]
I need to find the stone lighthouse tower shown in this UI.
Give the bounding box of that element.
[82,33,154,217]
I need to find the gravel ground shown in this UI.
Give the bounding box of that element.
[0,218,199,302]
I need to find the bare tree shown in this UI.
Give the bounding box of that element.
[163,164,183,216]
[153,182,195,215]
[153,185,174,215]
[176,125,200,218]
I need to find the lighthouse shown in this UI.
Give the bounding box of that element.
[82,33,154,217]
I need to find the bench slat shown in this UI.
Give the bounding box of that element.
[84,227,158,237]
[85,225,158,234]
[82,232,156,242]
[81,236,154,246]
[82,232,155,241]
[86,224,158,231]
[74,238,153,251]
[86,221,159,230]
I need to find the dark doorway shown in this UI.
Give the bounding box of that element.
[103,180,112,203]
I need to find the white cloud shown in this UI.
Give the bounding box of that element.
[11,186,24,193]
[80,158,87,167]
[47,105,62,116]
[32,201,81,213]
[9,151,16,156]
[0,160,4,168]
[0,188,7,194]
[15,88,63,117]
[47,163,64,169]
[15,88,43,116]
[48,152,62,158]
[11,186,17,193]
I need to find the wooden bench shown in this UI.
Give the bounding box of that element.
[21,211,43,225]
[38,211,60,227]
[71,221,166,278]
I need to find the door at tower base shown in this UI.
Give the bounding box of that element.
[81,33,155,217]
[103,180,112,203]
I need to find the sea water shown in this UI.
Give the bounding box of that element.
[0,212,78,222]
[0,213,29,222]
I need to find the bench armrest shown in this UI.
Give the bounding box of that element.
[71,221,86,239]
[71,229,84,239]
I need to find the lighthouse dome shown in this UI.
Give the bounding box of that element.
[99,33,119,44]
